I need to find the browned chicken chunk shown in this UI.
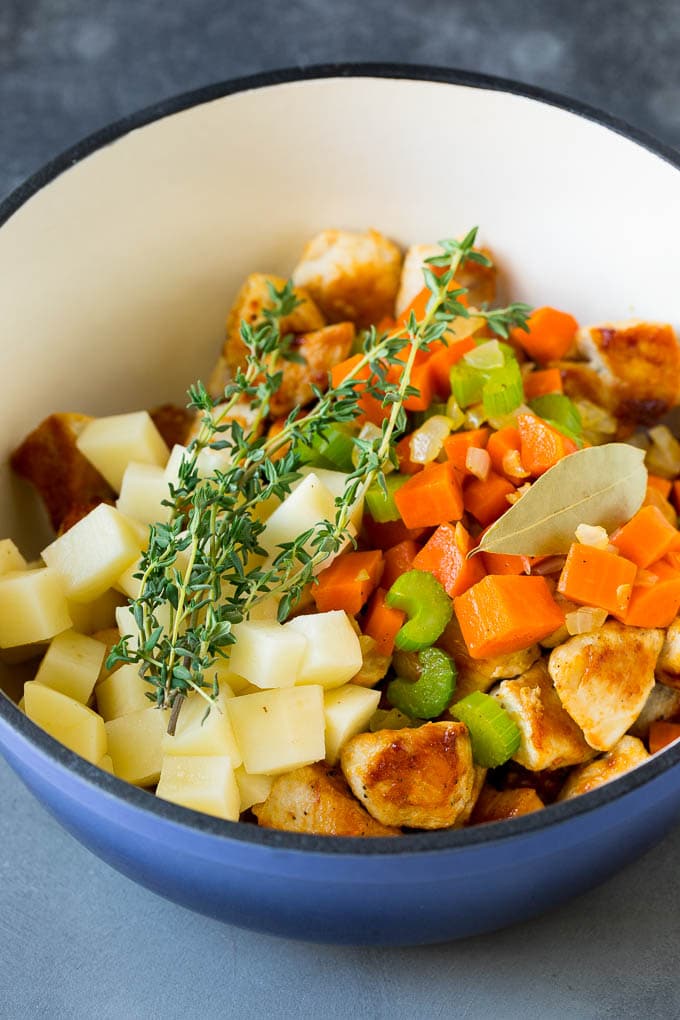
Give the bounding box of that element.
[557,321,680,428]
[557,736,649,801]
[548,621,664,751]
[494,661,595,771]
[293,228,402,327]
[340,721,475,829]
[149,404,194,449]
[395,242,497,315]
[655,617,680,689]
[268,322,355,417]
[11,412,113,532]
[470,786,544,825]
[252,763,399,837]
[628,682,680,738]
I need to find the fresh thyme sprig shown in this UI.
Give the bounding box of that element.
[107,227,530,730]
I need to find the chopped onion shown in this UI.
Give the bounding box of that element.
[410,415,452,464]
[565,607,608,636]
[465,446,491,481]
[502,449,529,481]
[616,583,633,608]
[574,399,618,437]
[636,568,658,588]
[506,482,532,505]
[445,398,466,431]
[464,404,489,430]
[574,523,609,548]
[646,425,680,479]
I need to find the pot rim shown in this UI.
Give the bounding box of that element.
[2,61,679,856]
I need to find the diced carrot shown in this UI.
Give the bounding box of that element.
[382,539,420,589]
[412,522,486,598]
[427,336,476,397]
[443,429,490,476]
[330,353,365,391]
[517,414,577,477]
[643,484,677,526]
[454,574,565,659]
[362,587,406,656]
[486,426,527,482]
[648,474,672,499]
[649,721,680,754]
[396,279,468,328]
[394,461,464,529]
[376,315,396,333]
[523,368,563,400]
[395,434,423,475]
[400,361,433,412]
[330,354,388,426]
[481,549,531,575]
[312,550,384,615]
[362,515,426,550]
[510,306,578,363]
[557,543,637,615]
[610,505,679,568]
[463,471,516,526]
[621,559,680,628]
[673,481,680,514]
[471,786,544,824]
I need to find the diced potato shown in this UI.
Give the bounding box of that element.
[98,754,115,775]
[93,627,125,683]
[116,462,172,526]
[113,557,143,599]
[0,539,27,576]
[229,620,307,689]
[34,629,106,704]
[324,684,381,765]
[42,504,143,603]
[67,588,125,634]
[156,755,240,821]
[210,657,252,695]
[259,472,336,559]
[228,685,325,775]
[96,662,153,720]
[24,681,107,763]
[105,705,170,785]
[0,568,72,648]
[286,611,363,689]
[295,467,364,530]
[162,684,241,764]
[235,767,274,812]
[76,411,169,492]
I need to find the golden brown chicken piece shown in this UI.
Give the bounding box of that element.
[268,321,356,417]
[557,736,649,801]
[557,321,680,429]
[292,229,402,327]
[252,763,399,837]
[470,786,545,825]
[494,661,595,771]
[548,621,664,751]
[438,617,540,701]
[340,722,475,829]
[655,617,680,689]
[395,242,497,316]
[149,404,194,449]
[11,412,113,532]
[628,682,680,738]
[223,272,326,371]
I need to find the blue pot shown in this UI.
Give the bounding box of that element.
[2,65,680,945]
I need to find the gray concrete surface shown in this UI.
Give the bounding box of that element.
[2,2,680,1017]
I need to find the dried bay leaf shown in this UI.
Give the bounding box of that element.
[476,444,647,556]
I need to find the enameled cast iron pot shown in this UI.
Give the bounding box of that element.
[1,65,680,946]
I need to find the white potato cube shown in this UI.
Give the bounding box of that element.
[297,466,364,530]
[0,539,27,576]
[229,620,307,689]
[324,684,381,765]
[34,629,106,704]
[76,410,169,492]
[259,472,336,558]
[162,684,241,764]
[98,754,115,775]
[116,462,172,526]
[115,603,176,652]
[24,681,107,764]
[228,685,325,775]
[67,588,125,634]
[114,557,144,599]
[235,767,274,812]
[209,657,252,695]
[96,662,153,720]
[156,755,240,821]
[42,504,142,603]
[286,611,363,689]
[0,568,72,648]
[105,705,170,785]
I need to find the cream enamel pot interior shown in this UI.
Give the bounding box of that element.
[1,66,680,945]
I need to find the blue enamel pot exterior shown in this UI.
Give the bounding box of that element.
[1,65,680,946]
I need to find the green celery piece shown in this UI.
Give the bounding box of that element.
[385,570,453,651]
[298,423,356,472]
[450,690,521,767]
[482,359,524,417]
[530,394,583,437]
[450,361,484,408]
[387,646,457,719]
[365,473,409,523]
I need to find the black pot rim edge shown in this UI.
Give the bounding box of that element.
[1,61,680,857]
